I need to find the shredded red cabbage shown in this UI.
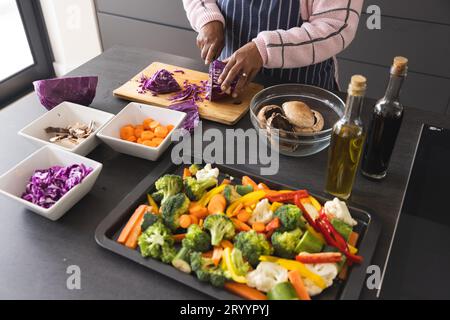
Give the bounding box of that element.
[168,80,207,103]
[21,164,93,209]
[207,60,239,101]
[33,76,98,110]
[169,100,200,133]
[138,69,181,94]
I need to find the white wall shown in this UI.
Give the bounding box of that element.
[40,0,102,75]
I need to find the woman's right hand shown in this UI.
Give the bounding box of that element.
[196,21,224,65]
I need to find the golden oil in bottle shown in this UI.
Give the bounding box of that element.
[325,75,367,200]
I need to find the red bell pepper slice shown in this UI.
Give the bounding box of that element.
[266,190,309,203]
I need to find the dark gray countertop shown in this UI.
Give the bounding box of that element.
[1,46,449,299]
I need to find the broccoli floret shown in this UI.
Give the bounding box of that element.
[189,164,203,176]
[154,174,183,205]
[138,220,176,264]
[161,193,190,231]
[223,185,241,204]
[141,212,161,231]
[234,230,274,266]
[271,228,304,259]
[172,247,192,273]
[231,248,251,276]
[274,204,306,231]
[203,214,235,246]
[190,252,226,287]
[182,224,211,252]
[183,176,217,201]
[151,190,164,204]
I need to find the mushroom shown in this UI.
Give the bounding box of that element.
[257,105,283,129]
[294,110,325,133]
[266,113,299,152]
[282,101,315,128]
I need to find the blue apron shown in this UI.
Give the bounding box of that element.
[217,0,337,90]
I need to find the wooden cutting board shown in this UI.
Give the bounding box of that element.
[113,62,264,125]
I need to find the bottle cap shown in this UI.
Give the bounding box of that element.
[348,75,367,96]
[391,56,408,76]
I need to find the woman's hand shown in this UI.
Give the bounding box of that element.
[218,42,263,97]
[197,21,224,65]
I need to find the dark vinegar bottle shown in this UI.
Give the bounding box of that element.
[361,57,408,180]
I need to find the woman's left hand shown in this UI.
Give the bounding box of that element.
[218,42,263,98]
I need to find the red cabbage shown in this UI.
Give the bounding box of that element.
[138,69,181,94]
[207,60,239,101]
[21,164,93,209]
[169,100,200,133]
[168,80,207,103]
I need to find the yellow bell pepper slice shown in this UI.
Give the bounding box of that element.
[306,225,326,244]
[223,247,247,284]
[309,196,322,211]
[259,256,327,289]
[226,190,266,216]
[146,194,159,214]
[348,244,358,255]
[270,202,283,212]
[198,184,226,207]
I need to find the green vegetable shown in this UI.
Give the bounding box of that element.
[190,251,227,287]
[223,185,241,204]
[267,282,299,300]
[141,212,161,231]
[172,247,192,273]
[234,230,274,266]
[138,220,176,264]
[295,230,324,254]
[189,164,202,176]
[236,184,253,196]
[330,218,353,242]
[161,193,190,231]
[182,224,211,252]
[274,204,306,231]
[203,214,235,246]
[183,176,217,201]
[230,248,251,276]
[154,174,183,205]
[271,228,304,259]
[151,190,164,204]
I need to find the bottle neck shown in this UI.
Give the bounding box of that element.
[344,94,364,123]
[384,73,405,102]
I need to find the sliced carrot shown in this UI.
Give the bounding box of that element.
[220,178,231,185]
[142,118,154,130]
[142,140,158,148]
[179,214,192,229]
[207,194,227,215]
[151,137,164,145]
[140,130,155,141]
[183,168,192,179]
[117,205,148,244]
[172,233,186,242]
[120,126,135,140]
[232,218,252,232]
[166,124,175,132]
[126,135,137,143]
[220,240,234,250]
[137,138,144,144]
[189,204,209,219]
[224,282,267,300]
[154,125,168,138]
[229,203,244,217]
[242,176,259,190]
[134,125,144,138]
[212,247,223,266]
[149,120,160,130]
[252,222,266,233]
[189,214,199,225]
[237,210,251,223]
[124,209,146,249]
[265,217,280,232]
[288,270,311,300]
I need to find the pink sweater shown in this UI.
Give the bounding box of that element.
[182,0,363,69]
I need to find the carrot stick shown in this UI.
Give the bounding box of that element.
[252,222,266,233]
[125,219,144,249]
[212,247,223,266]
[189,214,199,225]
[220,179,231,185]
[172,233,186,242]
[117,205,148,244]
[183,168,191,179]
[230,203,244,217]
[189,203,209,219]
[288,270,311,300]
[224,282,267,300]
[296,252,343,264]
[179,214,192,229]
[220,239,234,250]
[232,218,252,232]
[207,194,227,215]
[242,176,258,190]
[257,183,270,190]
[237,210,252,223]
[265,217,280,232]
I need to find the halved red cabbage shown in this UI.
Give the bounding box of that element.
[21,164,93,209]
[169,100,200,133]
[207,60,239,101]
[139,69,181,94]
[33,76,98,110]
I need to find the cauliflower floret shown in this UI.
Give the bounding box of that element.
[324,198,357,227]
[249,199,273,225]
[195,164,219,183]
[246,262,288,293]
[303,263,338,296]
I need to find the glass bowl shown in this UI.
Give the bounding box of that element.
[250,84,345,157]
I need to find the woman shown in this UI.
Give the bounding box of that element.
[183,0,363,97]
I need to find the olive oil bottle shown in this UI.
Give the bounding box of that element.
[325,75,367,200]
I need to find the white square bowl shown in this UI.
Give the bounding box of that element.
[18,101,114,156]
[96,102,186,161]
[0,145,103,221]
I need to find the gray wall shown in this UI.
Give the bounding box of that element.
[95,0,450,114]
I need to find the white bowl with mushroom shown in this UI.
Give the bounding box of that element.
[250,84,345,157]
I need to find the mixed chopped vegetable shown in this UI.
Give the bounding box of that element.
[117,164,363,300]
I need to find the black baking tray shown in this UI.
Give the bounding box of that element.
[95,159,381,300]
